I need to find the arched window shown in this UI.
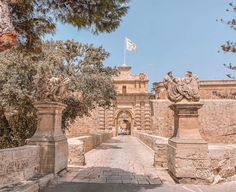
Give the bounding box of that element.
[122,85,127,94]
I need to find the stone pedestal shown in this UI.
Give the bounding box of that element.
[27,102,68,174]
[167,102,212,183]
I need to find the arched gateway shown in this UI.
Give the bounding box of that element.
[116,110,133,135]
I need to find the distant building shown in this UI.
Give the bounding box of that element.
[67,65,236,142]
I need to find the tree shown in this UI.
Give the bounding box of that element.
[219,2,236,79]
[0,40,118,148]
[0,0,129,51]
[214,2,236,99]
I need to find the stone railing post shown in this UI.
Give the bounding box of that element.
[167,102,212,183]
[27,102,68,174]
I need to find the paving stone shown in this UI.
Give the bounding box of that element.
[137,179,149,185]
[122,179,138,184]
[121,175,135,179]
[109,175,122,180]
[147,178,162,185]
[106,179,122,183]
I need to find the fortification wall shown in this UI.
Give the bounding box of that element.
[151,99,236,143]
[66,107,101,137]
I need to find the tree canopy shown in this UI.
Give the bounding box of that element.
[0,0,129,50]
[0,40,118,148]
[219,2,236,79]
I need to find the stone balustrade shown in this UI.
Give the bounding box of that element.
[0,146,40,189]
[133,132,168,168]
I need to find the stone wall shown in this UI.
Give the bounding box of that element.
[151,99,236,143]
[209,144,236,182]
[68,132,113,166]
[134,132,168,168]
[200,100,236,143]
[150,100,173,137]
[68,138,85,166]
[0,145,40,188]
[66,108,101,137]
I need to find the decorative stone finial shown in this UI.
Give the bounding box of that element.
[163,71,200,102]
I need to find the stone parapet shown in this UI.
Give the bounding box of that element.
[68,132,113,166]
[68,138,85,166]
[133,132,168,168]
[0,145,40,188]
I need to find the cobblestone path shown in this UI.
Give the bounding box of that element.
[82,135,161,184]
[44,136,236,192]
[58,136,161,185]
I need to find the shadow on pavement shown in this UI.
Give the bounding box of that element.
[95,144,123,150]
[43,166,162,192]
[104,138,124,143]
[44,182,161,192]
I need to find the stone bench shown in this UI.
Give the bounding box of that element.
[134,132,168,168]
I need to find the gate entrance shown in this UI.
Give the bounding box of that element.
[116,110,133,135]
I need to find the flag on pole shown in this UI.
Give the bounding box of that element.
[125,37,137,51]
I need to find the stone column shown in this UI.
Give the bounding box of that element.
[27,102,68,174]
[167,102,212,183]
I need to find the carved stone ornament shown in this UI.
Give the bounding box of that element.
[139,73,147,81]
[163,71,200,102]
[36,71,71,102]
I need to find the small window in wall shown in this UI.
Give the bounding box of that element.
[122,85,127,94]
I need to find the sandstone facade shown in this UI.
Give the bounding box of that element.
[67,65,152,137]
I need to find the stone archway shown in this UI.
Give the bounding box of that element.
[116,110,133,135]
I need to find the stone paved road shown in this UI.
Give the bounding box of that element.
[60,136,161,185]
[44,136,236,192]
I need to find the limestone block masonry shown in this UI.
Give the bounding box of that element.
[0,146,40,188]
[167,102,212,184]
[150,99,236,143]
[27,102,68,174]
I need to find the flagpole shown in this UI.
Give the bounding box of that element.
[123,37,126,66]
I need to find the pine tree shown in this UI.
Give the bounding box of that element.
[0,0,129,51]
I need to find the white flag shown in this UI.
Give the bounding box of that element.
[126,37,137,51]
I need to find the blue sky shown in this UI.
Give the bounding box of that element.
[46,0,236,89]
